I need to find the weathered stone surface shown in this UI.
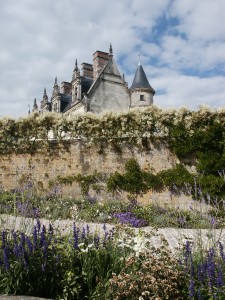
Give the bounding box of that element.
[1,215,224,254]
[0,141,178,197]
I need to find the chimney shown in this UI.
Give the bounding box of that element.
[93,50,109,80]
[61,81,72,94]
[81,63,93,78]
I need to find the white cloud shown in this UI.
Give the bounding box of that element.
[169,0,225,42]
[153,72,225,109]
[0,0,225,118]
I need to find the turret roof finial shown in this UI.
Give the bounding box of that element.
[55,76,57,85]
[138,54,141,65]
[109,43,113,59]
[74,59,78,71]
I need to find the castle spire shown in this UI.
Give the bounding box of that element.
[53,77,60,96]
[32,97,39,112]
[75,59,78,71]
[72,59,80,80]
[109,43,113,59]
[42,88,49,104]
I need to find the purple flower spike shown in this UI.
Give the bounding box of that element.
[3,248,10,271]
[73,223,79,250]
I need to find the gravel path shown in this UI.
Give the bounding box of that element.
[1,214,225,253]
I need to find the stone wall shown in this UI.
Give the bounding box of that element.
[0,140,179,198]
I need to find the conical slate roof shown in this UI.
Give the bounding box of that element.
[130,63,155,94]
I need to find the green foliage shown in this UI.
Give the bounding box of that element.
[159,164,194,189]
[107,158,163,198]
[0,223,135,299]
[75,174,98,195]
[1,107,225,189]
[197,174,225,198]
[49,173,104,196]
[197,151,225,175]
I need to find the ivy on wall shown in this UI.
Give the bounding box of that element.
[51,160,225,200]
[1,105,225,179]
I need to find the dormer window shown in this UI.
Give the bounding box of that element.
[53,103,58,112]
[140,95,144,101]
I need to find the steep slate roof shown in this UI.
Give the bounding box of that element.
[130,63,155,94]
[87,58,122,97]
[61,94,72,113]
[62,77,93,113]
[81,77,93,94]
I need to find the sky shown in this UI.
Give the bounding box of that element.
[1,0,225,118]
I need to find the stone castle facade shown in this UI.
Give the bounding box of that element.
[31,45,155,116]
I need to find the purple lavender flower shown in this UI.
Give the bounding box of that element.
[177,216,186,227]
[207,248,216,291]
[1,230,7,246]
[216,265,224,288]
[40,225,46,247]
[189,278,195,299]
[86,224,90,236]
[73,223,79,250]
[33,207,40,218]
[26,236,33,253]
[20,232,25,245]
[23,250,29,271]
[218,241,225,261]
[33,226,38,249]
[48,223,54,234]
[13,243,21,258]
[94,235,100,248]
[113,212,148,228]
[3,247,10,271]
[81,227,86,240]
[197,288,202,300]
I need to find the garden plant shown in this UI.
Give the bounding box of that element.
[1,106,225,299]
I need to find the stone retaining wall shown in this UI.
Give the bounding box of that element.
[0,140,178,197]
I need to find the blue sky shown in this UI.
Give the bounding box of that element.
[0,0,225,118]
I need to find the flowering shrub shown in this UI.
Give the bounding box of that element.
[0,220,62,297]
[107,249,185,299]
[1,106,225,199]
[1,208,225,298]
[180,240,225,299]
[0,220,131,299]
[0,105,224,156]
[113,211,148,228]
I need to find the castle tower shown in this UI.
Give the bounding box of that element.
[40,88,50,112]
[51,77,61,112]
[32,98,39,113]
[130,62,155,107]
[72,59,82,103]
